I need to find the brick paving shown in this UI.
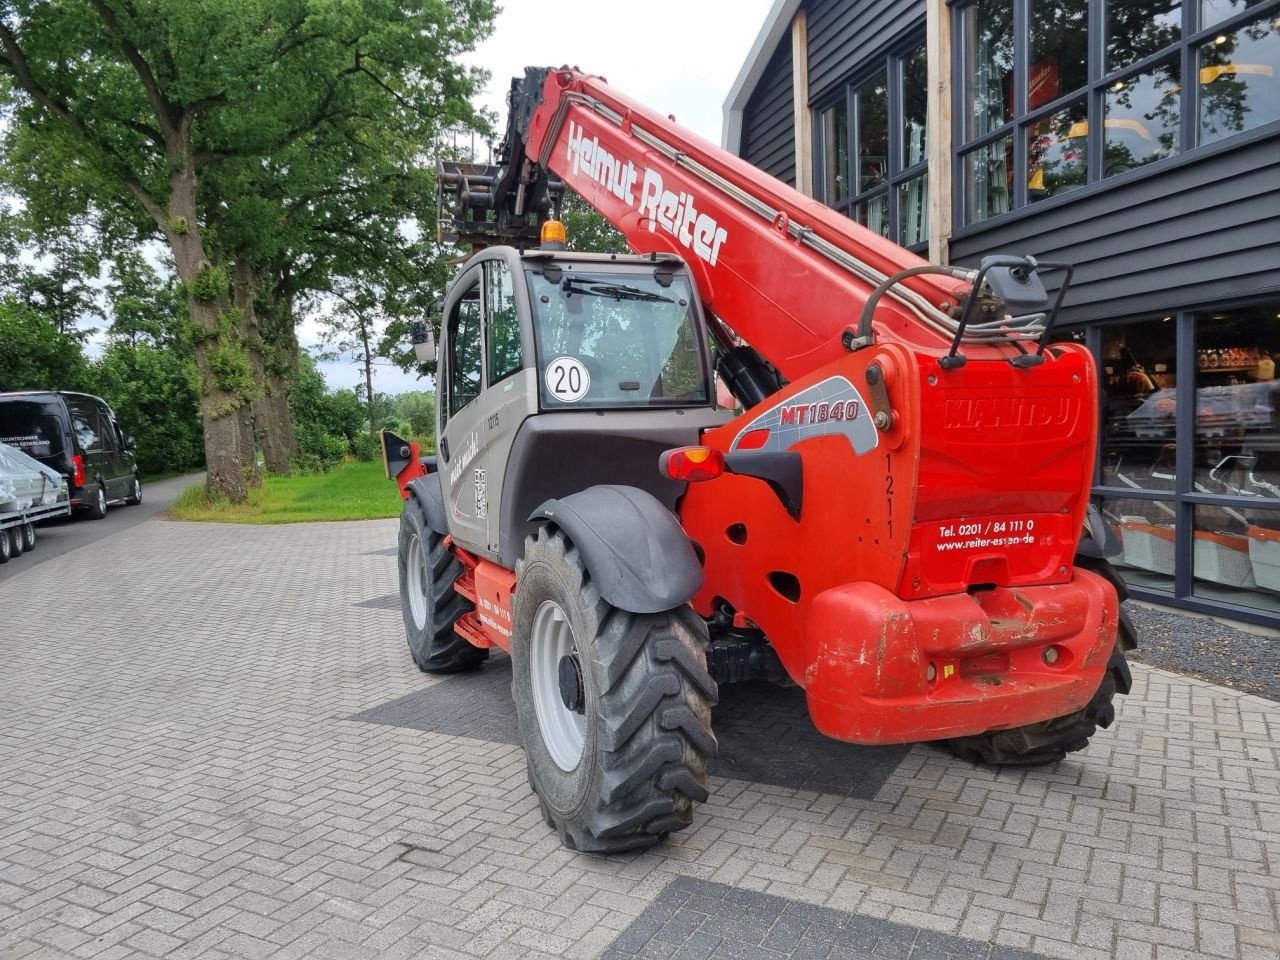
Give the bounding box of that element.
[1,517,1277,960]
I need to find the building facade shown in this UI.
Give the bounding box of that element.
[725,0,1280,625]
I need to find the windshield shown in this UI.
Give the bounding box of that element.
[526,267,709,409]
[0,400,66,459]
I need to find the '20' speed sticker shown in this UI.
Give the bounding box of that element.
[545,356,591,402]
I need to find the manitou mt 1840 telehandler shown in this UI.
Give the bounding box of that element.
[383,66,1136,853]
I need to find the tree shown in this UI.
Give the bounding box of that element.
[0,0,496,501]
[0,215,104,339]
[0,297,91,390]
[562,188,627,254]
[92,255,204,475]
[318,280,388,438]
[387,390,436,451]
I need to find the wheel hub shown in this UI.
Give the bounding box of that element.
[558,654,585,713]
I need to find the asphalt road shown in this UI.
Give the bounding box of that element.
[0,472,203,584]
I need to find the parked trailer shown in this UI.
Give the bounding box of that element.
[0,441,70,564]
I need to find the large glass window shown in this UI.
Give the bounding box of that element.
[1093,300,1280,622]
[1197,16,1280,144]
[526,267,709,409]
[821,100,850,202]
[1104,61,1182,173]
[816,37,929,250]
[957,0,1280,226]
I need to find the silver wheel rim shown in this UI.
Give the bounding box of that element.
[405,534,428,630]
[97,488,105,512]
[530,599,587,772]
[133,479,140,501]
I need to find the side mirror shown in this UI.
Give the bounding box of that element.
[409,319,436,365]
[126,436,137,450]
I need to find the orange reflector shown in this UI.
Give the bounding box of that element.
[540,219,567,247]
[659,446,725,482]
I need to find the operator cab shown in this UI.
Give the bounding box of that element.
[434,244,730,565]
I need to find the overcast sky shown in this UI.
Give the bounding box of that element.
[312,0,778,395]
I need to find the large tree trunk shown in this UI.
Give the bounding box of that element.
[165,175,260,502]
[238,262,293,476]
[258,296,299,473]
[359,317,377,436]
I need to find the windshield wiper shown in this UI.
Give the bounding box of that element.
[560,277,673,303]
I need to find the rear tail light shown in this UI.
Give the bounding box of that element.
[72,454,86,487]
[659,446,725,482]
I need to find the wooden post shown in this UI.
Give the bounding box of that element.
[792,10,813,197]
[927,0,953,264]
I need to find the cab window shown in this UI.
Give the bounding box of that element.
[448,279,483,416]
[486,261,523,386]
[526,268,709,409]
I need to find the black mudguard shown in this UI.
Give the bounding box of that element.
[529,485,703,615]
[406,475,448,535]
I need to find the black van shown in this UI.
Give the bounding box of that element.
[0,391,141,519]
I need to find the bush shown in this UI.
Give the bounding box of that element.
[351,431,380,462]
[292,423,348,474]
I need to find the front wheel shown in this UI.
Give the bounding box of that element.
[125,476,142,506]
[511,526,718,853]
[397,493,487,673]
[0,528,12,563]
[20,523,35,552]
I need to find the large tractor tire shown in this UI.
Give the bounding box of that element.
[511,526,718,853]
[944,617,1135,767]
[397,493,488,674]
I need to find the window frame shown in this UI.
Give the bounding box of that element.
[813,32,930,252]
[952,0,1280,228]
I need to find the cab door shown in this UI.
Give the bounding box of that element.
[436,267,490,553]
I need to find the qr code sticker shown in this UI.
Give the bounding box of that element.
[474,467,487,520]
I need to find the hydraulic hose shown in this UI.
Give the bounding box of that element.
[847,264,975,350]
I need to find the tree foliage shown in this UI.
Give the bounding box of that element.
[0,0,496,500]
[0,297,92,390]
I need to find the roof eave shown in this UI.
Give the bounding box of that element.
[721,0,803,153]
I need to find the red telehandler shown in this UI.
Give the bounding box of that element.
[382,66,1136,853]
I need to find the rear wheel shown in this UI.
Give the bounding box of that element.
[19,523,35,552]
[511,526,717,853]
[944,626,1135,767]
[0,528,12,563]
[397,493,488,673]
[9,527,24,557]
[83,484,107,520]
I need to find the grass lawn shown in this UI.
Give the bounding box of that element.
[170,459,403,524]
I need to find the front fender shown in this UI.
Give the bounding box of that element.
[406,475,448,535]
[529,485,702,614]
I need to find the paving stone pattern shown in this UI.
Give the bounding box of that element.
[1,517,1277,960]
[353,653,911,800]
[604,876,1048,960]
